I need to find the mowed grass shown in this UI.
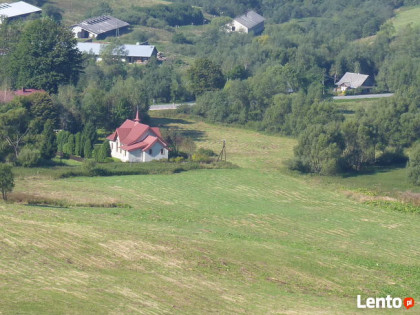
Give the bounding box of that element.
[392,6,420,32]
[1,117,419,314]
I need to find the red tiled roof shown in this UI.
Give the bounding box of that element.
[150,127,162,138]
[121,135,167,152]
[106,131,117,141]
[107,118,167,152]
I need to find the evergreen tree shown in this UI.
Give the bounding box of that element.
[74,132,82,157]
[82,122,97,146]
[65,134,75,155]
[39,119,57,160]
[95,140,111,162]
[407,143,420,185]
[84,139,92,159]
[0,163,14,201]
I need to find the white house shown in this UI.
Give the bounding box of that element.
[335,72,373,92]
[77,42,158,63]
[226,10,265,34]
[0,1,41,24]
[106,111,168,162]
[71,15,129,39]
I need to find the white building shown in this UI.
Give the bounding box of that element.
[226,10,265,34]
[106,111,168,163]
[0,1,42,24]
[77,42,158,63]
[335,72,373,92]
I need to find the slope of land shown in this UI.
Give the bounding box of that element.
[392,5,420,31]
[1,115,419,314]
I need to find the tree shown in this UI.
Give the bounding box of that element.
[94,140,111,162]
[7,18,83,93]
[84,139,92,159]
[0,107,30,160]
[39,119,57,160]
[187,58,225,96]
[0,163,14,200]
[42,4,63,22]
[407,143,420,185]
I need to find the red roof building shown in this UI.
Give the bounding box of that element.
[106,111,168,162]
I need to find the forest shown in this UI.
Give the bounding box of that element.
[0,0,420,180]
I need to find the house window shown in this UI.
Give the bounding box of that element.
[232,26,235,31]
[149,149,152,155]
[161,149,164,155]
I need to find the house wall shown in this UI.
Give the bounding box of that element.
[72,26,94,38]
[143,142,168,162]
[250,22,265,35]
[109,137,168,163]
[227,20,249,33]
[109,138,130,162]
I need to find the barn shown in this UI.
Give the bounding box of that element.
[0,1,41,24]
[226,10,265,35]
[77,42,158,63]
[72,15,130,39]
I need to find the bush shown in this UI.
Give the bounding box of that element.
[0,163,14,201]
[407,144,420,185]
[18,147,41,167]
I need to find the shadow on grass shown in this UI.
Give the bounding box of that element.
[340,163,406,178]
[151,117,206,141]
[151,117,194,126]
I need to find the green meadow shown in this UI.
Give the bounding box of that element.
[392,6,420,32]
[1,115,419,314]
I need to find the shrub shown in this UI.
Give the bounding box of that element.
[18,147,41,167]
[0,163,14,200]
[407,144,420,185]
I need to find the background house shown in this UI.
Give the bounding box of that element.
[71,15,129,39]
[77,42,158,63]
[107,111,168,163]
[0,1,41,24]
[226,10,265,34]
[335,72,373,92]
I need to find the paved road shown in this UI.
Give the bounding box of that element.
[149,102,196,111]
[333,93,394,100]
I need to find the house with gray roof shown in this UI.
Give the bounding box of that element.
[72,15,130,39]
[0,1,41,23]
[77,42,157,63]
[226,10,265,34]
[335,72,373,92]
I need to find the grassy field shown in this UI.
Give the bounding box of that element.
[392,6,420,32]
[1,115,419,314]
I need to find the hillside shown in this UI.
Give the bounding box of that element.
[392,5,420,31]
[1,116,419,314]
